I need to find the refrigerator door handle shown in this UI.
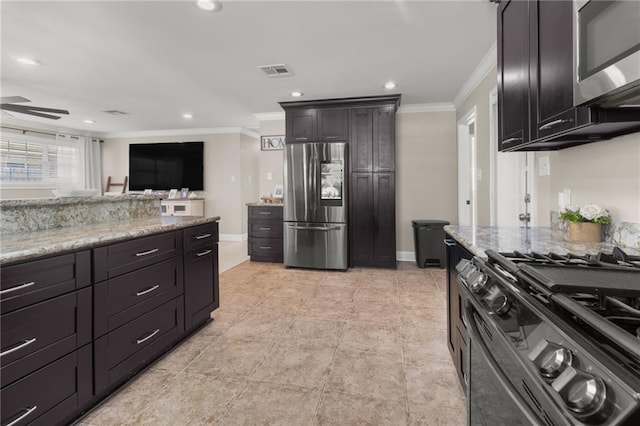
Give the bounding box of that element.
[288,225,340,231]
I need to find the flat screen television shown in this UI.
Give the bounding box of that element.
[129,142,204,191]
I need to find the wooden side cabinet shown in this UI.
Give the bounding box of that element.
[248,205,284,263]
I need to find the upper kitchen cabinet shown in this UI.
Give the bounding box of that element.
[373,106,396,172]
[317,108,349,141]
[286,109,317,142]
[497,0,530,151]
[498,0,640,151]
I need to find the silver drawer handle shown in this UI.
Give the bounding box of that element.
[444,239,456,247]
[195,233,211,240]
[501,137,522,145]
[259,212,272,215]
[135,248,159,257]
[539,118,572,131]
[136,285,160,297]
[5,406,38,426]
[290,226,337,231]
[295,137,308,140]
[136,329,160,344]
[260,246,272,250]
[259,227,272,231]
[0,281,35,295]
[197,249,212,257]
[325,136,338,139]
[0,338,37,358]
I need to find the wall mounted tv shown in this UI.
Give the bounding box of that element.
[129,142,204,191]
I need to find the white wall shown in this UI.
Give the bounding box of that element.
[258,119,285,197]
[102,132,259,238]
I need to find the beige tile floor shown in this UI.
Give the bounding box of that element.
[78,259,466,426]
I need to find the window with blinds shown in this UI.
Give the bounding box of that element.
[0,133,82,186]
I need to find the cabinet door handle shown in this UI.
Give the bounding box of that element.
[539,118,572,131]
[135,248,159,257]
[5,406,38,426]
[325,136,338,139]
[136,285,160,297]
[501,137,521,145]
[197,249,212,257]
[0,281,35,295]
[195,233,211,240]
[295,137,309,140]
[0,338,37,358]
[259,246,272,250]
[259,227,272,231]
[259,212,272,215]
[444,239,457,247]
[136,329,160,344]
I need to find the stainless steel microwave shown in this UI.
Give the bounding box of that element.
[574,0,640,107]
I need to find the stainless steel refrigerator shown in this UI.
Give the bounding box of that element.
[283,142,348,270]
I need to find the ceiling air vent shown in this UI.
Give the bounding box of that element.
[102,110,129,115]
[258,64,293,78]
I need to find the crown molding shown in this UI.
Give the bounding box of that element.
[0,116,101,138]
[254,112,285,121]
[453,41,497,108]
[398,102,456,113]
[101,126,259,139]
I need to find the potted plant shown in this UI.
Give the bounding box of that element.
[559,204,611,243]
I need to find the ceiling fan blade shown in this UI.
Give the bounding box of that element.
[1,103,69,120]
[0,96,30,104]
[1,110,16,118]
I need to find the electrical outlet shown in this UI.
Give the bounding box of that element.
[539,156,551,176]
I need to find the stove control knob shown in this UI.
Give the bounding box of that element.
[491,294,511,316]
[467,270,489,293]
[552,367,608,420]
[528,340,573,379]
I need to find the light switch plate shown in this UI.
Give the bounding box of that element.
[539,156,551,176]
[267,172,273,181]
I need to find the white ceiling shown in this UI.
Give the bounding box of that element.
[0,0,496,137]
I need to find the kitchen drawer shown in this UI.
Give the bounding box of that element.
[94,231,183,282]
[249,221,283,239]
[0,345,92,426]
[249,206,283,221]
[249,238,283,262]
[1,288,91,387]
[94,296,184,393]
[1,251,90,314]
[94,257,184,338]
[183,222,218,253]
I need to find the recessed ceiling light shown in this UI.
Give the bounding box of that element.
[83,119,95,124]
[384,81,397,90]
[12,56,40,66]
[291,91,303,97]
[196,0,222,12]
[183,113,193,119]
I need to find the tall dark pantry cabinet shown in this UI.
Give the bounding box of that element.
[279,95,401,268]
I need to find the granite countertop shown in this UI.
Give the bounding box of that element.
[0,194,161,208]
[0,216,221,265]
[444,225,640,258]
[246,202,284,207]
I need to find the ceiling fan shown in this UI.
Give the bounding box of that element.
[1,96,69,120]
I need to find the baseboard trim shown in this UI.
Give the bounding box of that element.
[219,233,248,242]
[396,251,415,262]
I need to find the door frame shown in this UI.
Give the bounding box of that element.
[457,106,477,228]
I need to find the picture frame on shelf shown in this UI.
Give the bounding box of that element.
[273,184,284,198]
[261,135,285,151]
[180,187,189,199]
[168,189,178,199]
[143,189,153,195]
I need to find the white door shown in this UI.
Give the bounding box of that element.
[458,107,477,227]
[489,88,535,227]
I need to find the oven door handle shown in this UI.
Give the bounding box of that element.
[464,300,541,424]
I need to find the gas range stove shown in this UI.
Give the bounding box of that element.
[456,246,640,425]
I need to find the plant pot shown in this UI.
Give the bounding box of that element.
[568,222,602,243]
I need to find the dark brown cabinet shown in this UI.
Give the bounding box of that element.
[280,95,400,269]
[183,222,219,331]
[445,234,473,388]
[286,109,316,142]
[497,0,640,151]
[248,205,284,263]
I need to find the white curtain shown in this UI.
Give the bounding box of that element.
[83,137,102,192]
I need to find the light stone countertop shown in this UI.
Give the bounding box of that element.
[0,194,161,208]
[444,225,640,258]
[0,215,220,265]
[246,203,284,207]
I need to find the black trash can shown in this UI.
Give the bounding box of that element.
[412,220,450,268]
